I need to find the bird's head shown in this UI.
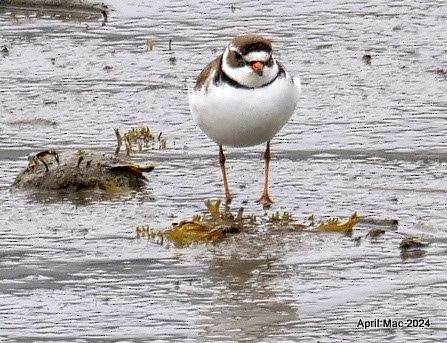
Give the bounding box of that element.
[222,34,279,88]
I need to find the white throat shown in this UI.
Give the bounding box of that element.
[221,47,280,88]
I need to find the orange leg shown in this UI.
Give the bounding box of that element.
[219,145,233,204]
[258,141,273,207]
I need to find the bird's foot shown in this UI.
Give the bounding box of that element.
[224,192,233,205]
[257,193,273,208]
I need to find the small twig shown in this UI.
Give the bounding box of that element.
[114,128,122,156]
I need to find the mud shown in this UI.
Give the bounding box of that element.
[0,0,446,341]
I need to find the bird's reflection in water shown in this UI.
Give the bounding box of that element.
[200,236,298,341]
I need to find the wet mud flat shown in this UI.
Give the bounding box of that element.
[1,0,447,342]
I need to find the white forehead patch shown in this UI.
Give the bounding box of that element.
[228,44,238,52]
[244,51,271,62]
[228,45,271,62]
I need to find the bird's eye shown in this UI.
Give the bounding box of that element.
[234,52,243,61]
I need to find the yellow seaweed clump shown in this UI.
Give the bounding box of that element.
[267,211,307,231]
[316,212,359,235]
[136,200,362,246]
[267,211,359,235]
[136,199,256,246]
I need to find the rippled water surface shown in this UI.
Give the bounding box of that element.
[1,0,446,341]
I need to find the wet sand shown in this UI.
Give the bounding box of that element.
[0,0,446,341]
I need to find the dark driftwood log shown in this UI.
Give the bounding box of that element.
[0,0,109,19]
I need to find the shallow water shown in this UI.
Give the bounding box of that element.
[1,0,446,341]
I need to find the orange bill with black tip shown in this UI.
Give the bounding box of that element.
[250,61,264,75]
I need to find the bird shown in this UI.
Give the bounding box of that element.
[188,34,301,206]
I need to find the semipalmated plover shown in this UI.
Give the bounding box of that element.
[188,34,301,206]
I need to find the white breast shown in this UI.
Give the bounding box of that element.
[188,73,301,147]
